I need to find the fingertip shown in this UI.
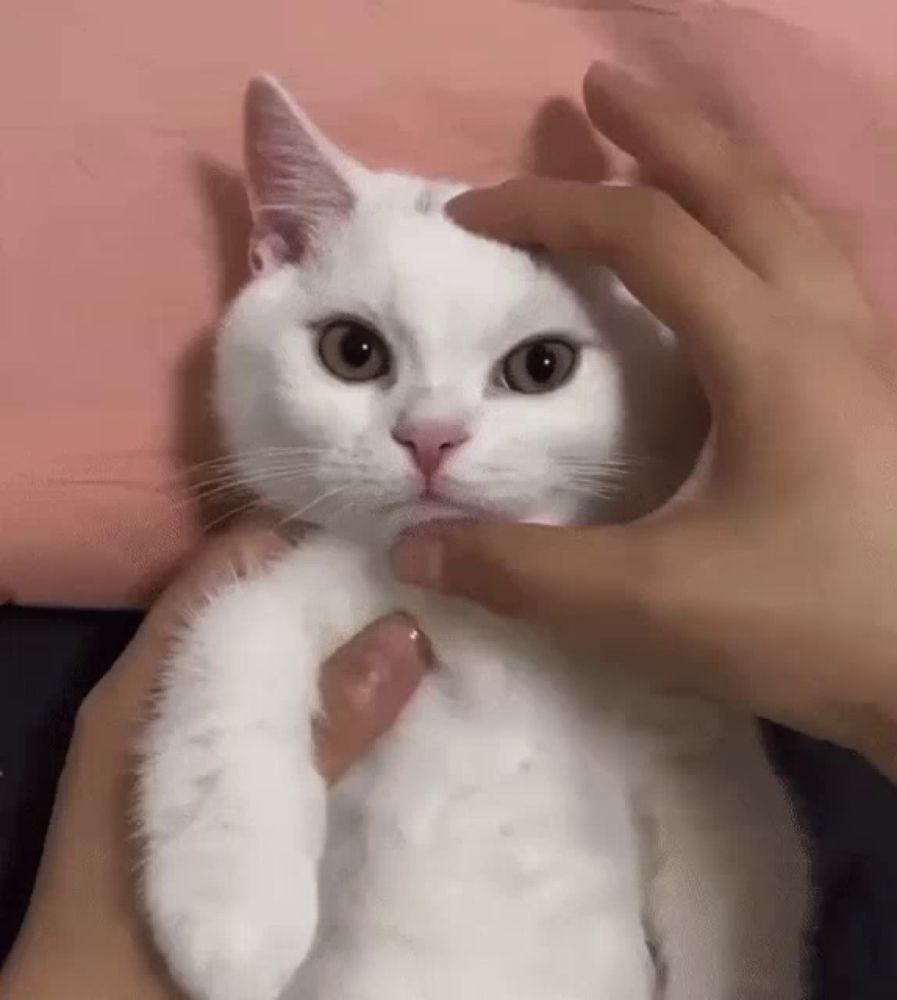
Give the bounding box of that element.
[583,60,642,99]
[582,61,654,135]
[338,613,430,711]
[446,182,523,239]
[343,619,428,765]
[445,188,485,228]
[583,61,622,108]
[583,60,613,94]
[365,612,433,683]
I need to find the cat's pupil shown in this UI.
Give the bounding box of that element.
[526,343,557,383]
[340,328,374,368]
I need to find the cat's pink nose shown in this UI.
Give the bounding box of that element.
[391,420,470,478]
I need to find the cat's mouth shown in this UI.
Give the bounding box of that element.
[385,488,500,526]
[418,484,496,517]
[420,484,448,503]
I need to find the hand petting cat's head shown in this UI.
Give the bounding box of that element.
[216,76,699,542]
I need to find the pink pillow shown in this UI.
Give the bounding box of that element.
[2,0,896,607]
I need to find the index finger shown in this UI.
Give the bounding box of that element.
[448,178,769,406]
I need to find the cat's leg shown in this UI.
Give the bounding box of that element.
[637,710,809,1000]
[138,550,376,1000]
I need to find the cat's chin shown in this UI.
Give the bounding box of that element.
[379,499,495,539]
[317,497,578,552]
[314,498,503,550]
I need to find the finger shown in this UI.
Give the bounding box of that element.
[581,62,847,293]
[449,178,767,404]
[143,518,288,636]
[85,521,289,719]
[315,614,429,784]
[391,520,668,642]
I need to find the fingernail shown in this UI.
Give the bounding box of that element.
[346,614,430,712]
[408,624,435,671]
[369,613,433,673]
[390,534,444,589]
[344,651,392,713]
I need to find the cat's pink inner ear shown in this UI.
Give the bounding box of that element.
[243,76,355,266]
[248,231,290,276]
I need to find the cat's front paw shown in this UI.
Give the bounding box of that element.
[146,851,318,1000]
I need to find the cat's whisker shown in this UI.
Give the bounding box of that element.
[329,494,366,524]
[184,455,341,482]
[186,464,327,493]
[278,483,356,530]
[197,496,266,533]
[170,466,367,523]
[173,468,323,512]
[189,458,344,486]
[169,485,250,516]
[561,471,624,487]
[181,446,342,477]
[557,482,623,500]
[554,461,635,479]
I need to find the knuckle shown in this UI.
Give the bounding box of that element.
[731,164,783,205]
[625,187,692,252]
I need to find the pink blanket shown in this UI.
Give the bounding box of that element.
[2,0,895,606]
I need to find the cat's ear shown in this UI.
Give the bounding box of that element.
[243,75,363,275]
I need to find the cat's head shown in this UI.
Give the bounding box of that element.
[216,76,700,541]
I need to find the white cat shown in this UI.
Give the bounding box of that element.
[139,76,810,1000]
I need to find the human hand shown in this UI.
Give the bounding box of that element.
[1,523,428,999]
[393,63,897,777]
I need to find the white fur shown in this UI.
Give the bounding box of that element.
[139,77,809,1000]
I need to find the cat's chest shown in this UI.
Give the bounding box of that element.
[333,577,632,838]
[286,534,632,786]
[305,540,648,982]
[318,583,646,993]
[296,535,570,702]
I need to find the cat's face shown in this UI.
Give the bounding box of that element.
[216,77,692,541]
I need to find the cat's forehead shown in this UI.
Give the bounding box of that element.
[319,191,592,346]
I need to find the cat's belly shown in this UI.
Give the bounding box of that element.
[287,641,655,1000]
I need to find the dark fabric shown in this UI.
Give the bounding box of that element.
[766,727,897,1000]
[1,604,896,997]
[0,605,141,960]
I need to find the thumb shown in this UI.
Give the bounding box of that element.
[391,521,664,639]
[314,613,430,783]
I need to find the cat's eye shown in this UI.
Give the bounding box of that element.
[500,338,578,394]
[317,318,391,383]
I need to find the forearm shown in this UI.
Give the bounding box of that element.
[0,721,180,1000]
[1,920,178,1000]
